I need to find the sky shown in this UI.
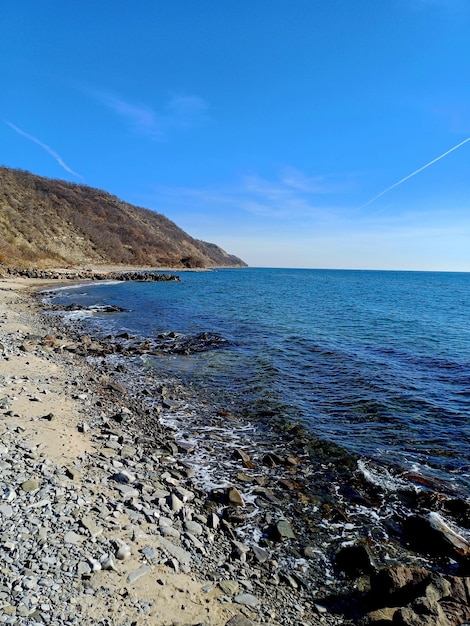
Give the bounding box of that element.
[2,1,470,271]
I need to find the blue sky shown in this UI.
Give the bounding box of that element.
[2,1,470,270]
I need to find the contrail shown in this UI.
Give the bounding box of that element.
[358,136,470,211]
[6,121,84,180]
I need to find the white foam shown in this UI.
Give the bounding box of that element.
[357,459,417,493]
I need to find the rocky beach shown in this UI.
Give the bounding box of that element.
[1,272,470,626]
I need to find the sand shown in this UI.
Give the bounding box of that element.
[0,276,248,626]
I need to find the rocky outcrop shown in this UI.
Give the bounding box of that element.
[5,267,180,282]
[362,566,470,625]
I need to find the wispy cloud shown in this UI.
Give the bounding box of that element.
[238,169,353,219]
[92,90,208,140]
[6,121,84,180]
[139,168,354,226]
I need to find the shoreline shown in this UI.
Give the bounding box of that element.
[2,276,470,625]
[1,277,349,626]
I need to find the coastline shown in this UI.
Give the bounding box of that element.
[2,275,470,626]
[0,277,348,626]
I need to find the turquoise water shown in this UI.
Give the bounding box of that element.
[49,268,470,491]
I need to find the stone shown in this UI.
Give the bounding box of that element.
[219,580,240,596]
[141,545,156,560]
[112,470,136,484]
[114,484,139,498]
[370,566,430,605]
[234,593,260,607]
[228,487,244,507]
[0,504,14,518]
[252,546,269,563]
[100,555,116,571]
[169,493,184,512]
[127,565,150,584]
[115,542,131,560]
[120,444,137,458]
[81,516,102,538]
[184,520,203,536]
[273,519,295,540]
[233,449,255,469]
[21,478,40,492]
[225,617,254,626]
[64,530,82,545]
[65,466,81,481]
[77,561,91,577]
[394,599,450,626]
[335,544,376,576]
[157,536,191,567]
[365,607,397,623]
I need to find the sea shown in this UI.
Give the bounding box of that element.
[45,267,470,498]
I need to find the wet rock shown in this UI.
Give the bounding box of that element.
[271,519,295,541]
[228,487,244,507]
[233,448,255,469]
[370,566,430,606]
[262,452,284,467]
[335,544,377,576]
[403,514,470,561]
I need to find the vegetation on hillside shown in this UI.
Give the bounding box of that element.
[0,166,247,269]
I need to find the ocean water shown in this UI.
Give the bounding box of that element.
[47,267,470,494]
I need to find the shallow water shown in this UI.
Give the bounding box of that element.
[46,267,470,494]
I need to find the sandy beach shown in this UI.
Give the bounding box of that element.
[0,277,259,626]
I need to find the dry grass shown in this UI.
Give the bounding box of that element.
[0,166,246,269]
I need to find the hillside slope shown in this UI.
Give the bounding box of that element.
[0,167,247,269]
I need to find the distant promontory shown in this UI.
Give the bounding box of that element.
[0,166,247,269]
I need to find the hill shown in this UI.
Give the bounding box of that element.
[0,166,247,269]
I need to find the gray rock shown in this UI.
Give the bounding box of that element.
[234,593,260,607]
[127,564,150,584]
[184,520,203,536]
[225,618,255,626]
[0,504,13,518]
[115,542,131,560]
[112,470,135,484]
[169,493,184,512]
[252,545,269,563]
[114,483,139,498]
[157,536,191,567]
[81,516,102,538]
[63,531,82,545]
[219,580,240,596]
[76,561,91,577]
[274,519,295,540]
